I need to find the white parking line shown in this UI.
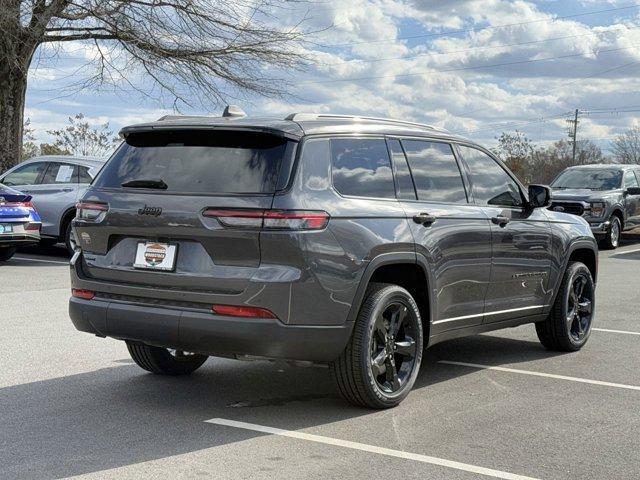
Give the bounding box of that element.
[205,418,540,480]
[12,256,68,265]
[439,360,640,391]
[610,247,640,257]
[594,327,640,336]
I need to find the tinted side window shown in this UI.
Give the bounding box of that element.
[387,139,416,200]
[78,166,93,183]
[401,140,467,204]
[331,138,395,199]
[41,163,77,184]
[624,170,639,188]
[2,162,47,186]
[458,146,523,207]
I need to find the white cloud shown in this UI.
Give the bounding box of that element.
[23,0,640,153]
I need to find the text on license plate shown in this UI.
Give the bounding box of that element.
[133,241,177,271]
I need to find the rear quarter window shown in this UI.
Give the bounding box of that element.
[93,131,292,194]
[330,138,395,199]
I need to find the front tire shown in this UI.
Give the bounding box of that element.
[126,341,208,375]
[0,247,16,262]
[600,215,621,250]
[331,283,423,409]
[535,261,595,352]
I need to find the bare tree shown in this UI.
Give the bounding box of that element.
[611,126,640,164]
[494,132,607,184]
[21,118,39,160]
[48,113,118,156]
[0,1,309,171]
[493,131,535,182]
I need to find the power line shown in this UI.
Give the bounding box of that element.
[318,26,640,67]
[454,59,640,121]
[321,3,640,48]
[452,112,571,135]
[455,107,640,137]
[302,43,640,85]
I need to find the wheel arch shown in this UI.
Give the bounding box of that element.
[59,206,77,239]
[346,253,433,339]
[611,207,624,229]
[549,240,598,310]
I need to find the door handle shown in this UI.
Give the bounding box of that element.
[491,215,510,226]
[413,212,436,225]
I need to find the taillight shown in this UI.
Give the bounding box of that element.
[5,201,33,208]
[72,289,95,300]
[76,202,109,221]
[25,222,40,231]
[211,304,276,319]
[203,208,329,230]
[202,209,264,228]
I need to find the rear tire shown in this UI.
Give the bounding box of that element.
[331,283,423,409]
[64,221,76,256]
[0,247,16,262]
[535,261,595,352]
[600,215,621,250]
[126,341,208,375]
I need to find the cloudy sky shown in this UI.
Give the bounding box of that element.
[25,0,640,154]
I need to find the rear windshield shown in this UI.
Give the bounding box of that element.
[93,131,291,194]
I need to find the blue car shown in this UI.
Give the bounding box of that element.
[0,183,41,262]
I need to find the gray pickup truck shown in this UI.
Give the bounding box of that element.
[550,164,640,249]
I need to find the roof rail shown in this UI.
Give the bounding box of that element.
[156,114,210,121]
[285,113,449,133]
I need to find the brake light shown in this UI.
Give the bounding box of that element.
[5,201,33,208]
[211,304,276,319]
[203,208,329,230]
[72,289,95,300]
[202,209,264,228]
[76,202,109,221]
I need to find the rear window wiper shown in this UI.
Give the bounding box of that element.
[121,179,168,190]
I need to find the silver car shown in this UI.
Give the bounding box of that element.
[0,156,105,253]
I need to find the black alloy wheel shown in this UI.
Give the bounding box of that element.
[566,272,594,343]
[536,261,595,351]
[370,302,419,394]
[331,283,423,409]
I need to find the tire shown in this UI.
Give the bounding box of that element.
[331,283,423,409]
[64,221,76,256]
[535,261,595,352]
[600,215,621,250]
[0,247,16,262]
[126,341,208,375]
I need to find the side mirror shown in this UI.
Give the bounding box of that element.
[626,187,640,195]
[527,184,552,209]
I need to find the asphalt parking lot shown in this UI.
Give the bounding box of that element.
[2,236,640,480]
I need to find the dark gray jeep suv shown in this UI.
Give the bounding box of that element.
[550,164,640,249]
[69,112,598,408]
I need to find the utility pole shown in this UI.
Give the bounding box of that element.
[566,109,580,163]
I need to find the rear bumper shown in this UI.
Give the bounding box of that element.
[69,296,353,363]
[0,233,40,247]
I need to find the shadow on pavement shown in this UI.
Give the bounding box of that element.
[17,243,69,260]
[0,333,561,479]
